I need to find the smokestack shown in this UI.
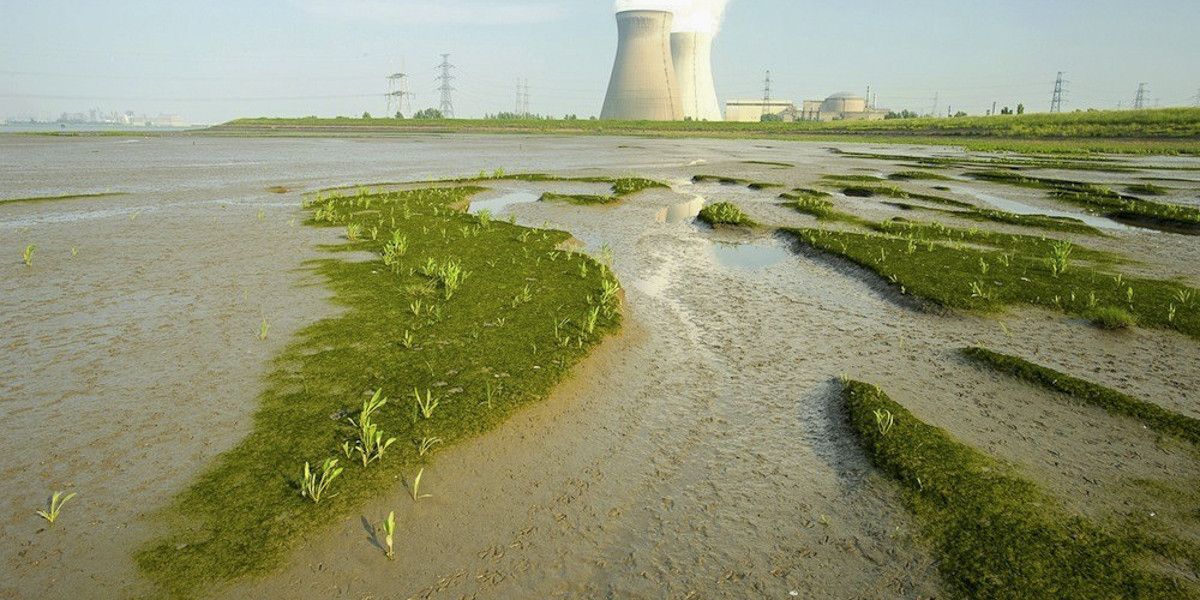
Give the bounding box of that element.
[601,10,683,121]
[671,31,723,121]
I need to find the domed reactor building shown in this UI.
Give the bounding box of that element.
[798,91,890,121]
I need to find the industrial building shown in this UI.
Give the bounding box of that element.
[724,92,889,123]
[724,100,797,122]
[600,10,723,121]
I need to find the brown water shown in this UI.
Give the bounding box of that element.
[2,134,1198,599]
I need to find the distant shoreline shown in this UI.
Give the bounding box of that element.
[7,108,1199,154]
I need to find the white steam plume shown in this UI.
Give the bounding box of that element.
[613,0,732,34]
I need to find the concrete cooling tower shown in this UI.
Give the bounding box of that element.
[600,10,683,121]
[671,32,723,121]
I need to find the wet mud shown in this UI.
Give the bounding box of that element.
[1,135,1197,599]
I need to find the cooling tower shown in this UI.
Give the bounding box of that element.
[671,32,723,121]
[600,10,683,121]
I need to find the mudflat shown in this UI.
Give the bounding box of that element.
[2,134,1197,598]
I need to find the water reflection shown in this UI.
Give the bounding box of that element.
[711,242,790,270]
[951,186,1130,231]
[656,197,703,224]
[468,191,539,214]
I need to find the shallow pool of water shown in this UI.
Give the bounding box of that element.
[657,197,703,224]
[468,191,540,214]
[711,242,791,270]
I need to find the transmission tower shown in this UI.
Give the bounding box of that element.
[1133,83,1148,110]
[437,54,455,118]
[515,78,523,116]
[1193,89,1200,107]
[761,70,772,117]
[386,71,412,118]
[1050,71,1067,113]
[929,92,939,117]
[523,79,531,117]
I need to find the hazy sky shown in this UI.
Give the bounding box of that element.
[2,0,1198,123]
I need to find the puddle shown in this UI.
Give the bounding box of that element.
[657,197,703,224]
[951,186,1131,231]
[468,191,539,214]
[711,242,790,270]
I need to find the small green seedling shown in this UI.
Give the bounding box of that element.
[382,511,396,559]
[873,409,895,436]
[36,490,76,525]
[413,388,439,419]
[257,318,271,341]
[301,458,343,503]
[411,468,432,501]
[348,390,397,467]
[23,244,35,266]
[417,436,442,456]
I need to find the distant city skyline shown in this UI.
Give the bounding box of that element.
[2,0,1198,124]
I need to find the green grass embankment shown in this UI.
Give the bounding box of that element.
[209,108,1200,155]
[138,185,622,597]
[842,379,1195,600]
[783,220,1199,339]
[962,347,1200,445]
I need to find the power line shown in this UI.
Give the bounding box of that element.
[437,54,455,118]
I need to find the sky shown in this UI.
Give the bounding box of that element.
[1,0,1198,124]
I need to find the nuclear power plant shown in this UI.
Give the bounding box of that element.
[601,10,722,121]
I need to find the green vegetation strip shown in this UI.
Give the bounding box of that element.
[538,176,667,205]
[784,221,1199,339]
[698,201,756,227]
[831,183,974,208]
[833,148,1146,172]
[693,174,750,185]
[882,201,1102,235]
[742,160,794,168]
[0,191,126,206]
[138,185,621,596]
[962,347,1200,445]
[888,170,954,181]
[540,192,619,206]
[842,379,1192,600]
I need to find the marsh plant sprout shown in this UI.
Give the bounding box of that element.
[301,458,343,503]
[1048,240,1072,277]
[22,244,34,266]
[257,318,271,341]
[36,490,76,525]
[417,436,442,456]
[348,390,397,467]
[873,409,895,436]
[382,511,396,560]
[410,468,432,501]
[413,389,439,419]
